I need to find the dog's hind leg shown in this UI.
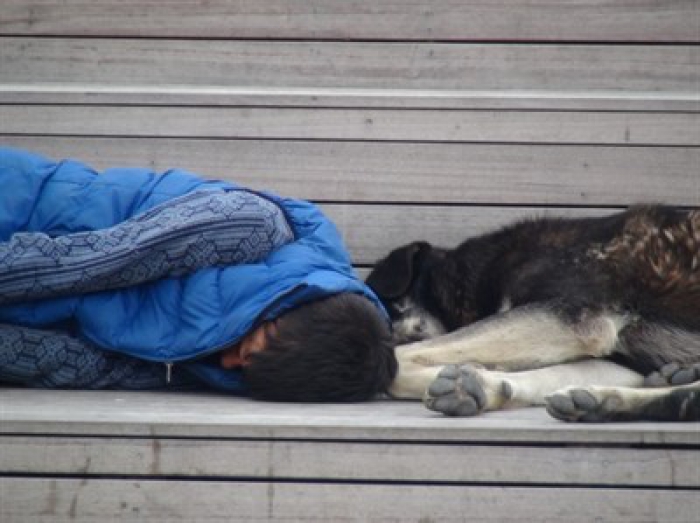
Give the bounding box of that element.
[546,362,700,422]
[396,302,626,372]
[423,359,642,416]
[546,381,700,422]
[644,362,700,387]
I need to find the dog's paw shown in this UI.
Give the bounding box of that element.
[424,364,514,417]
[644,362,700,387]
[545,386,622,422]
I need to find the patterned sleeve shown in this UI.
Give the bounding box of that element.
[0,323,198,390]
[0,189,294,305]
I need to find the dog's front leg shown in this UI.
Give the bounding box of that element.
[396,302,625,372]
[424,359,643,417]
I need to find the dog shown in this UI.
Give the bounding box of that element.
[366,205,700,422]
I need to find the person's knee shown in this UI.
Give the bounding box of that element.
[243,293,396,402]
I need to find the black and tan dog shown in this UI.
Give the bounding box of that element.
[367,205,700,422]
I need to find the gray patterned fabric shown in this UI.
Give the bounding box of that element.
[0,323,197,389]
[0,189,293,305]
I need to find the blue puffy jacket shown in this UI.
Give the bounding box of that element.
[0,146,385,392]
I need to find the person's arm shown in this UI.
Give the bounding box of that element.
[0,189,293,305]
[0,323,197,390]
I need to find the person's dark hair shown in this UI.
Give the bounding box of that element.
[243,293,397,402]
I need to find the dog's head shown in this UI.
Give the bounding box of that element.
[366,241,448,345]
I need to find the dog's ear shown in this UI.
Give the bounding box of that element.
[366,241,432,299]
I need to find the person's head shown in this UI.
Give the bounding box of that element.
[229,292,396,402]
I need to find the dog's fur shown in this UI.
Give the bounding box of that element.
[366,205,700,422]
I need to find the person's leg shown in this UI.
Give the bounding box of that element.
[0,189,293,305]
[0,323,196,390]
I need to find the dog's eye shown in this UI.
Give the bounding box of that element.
[393,298,412,314]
